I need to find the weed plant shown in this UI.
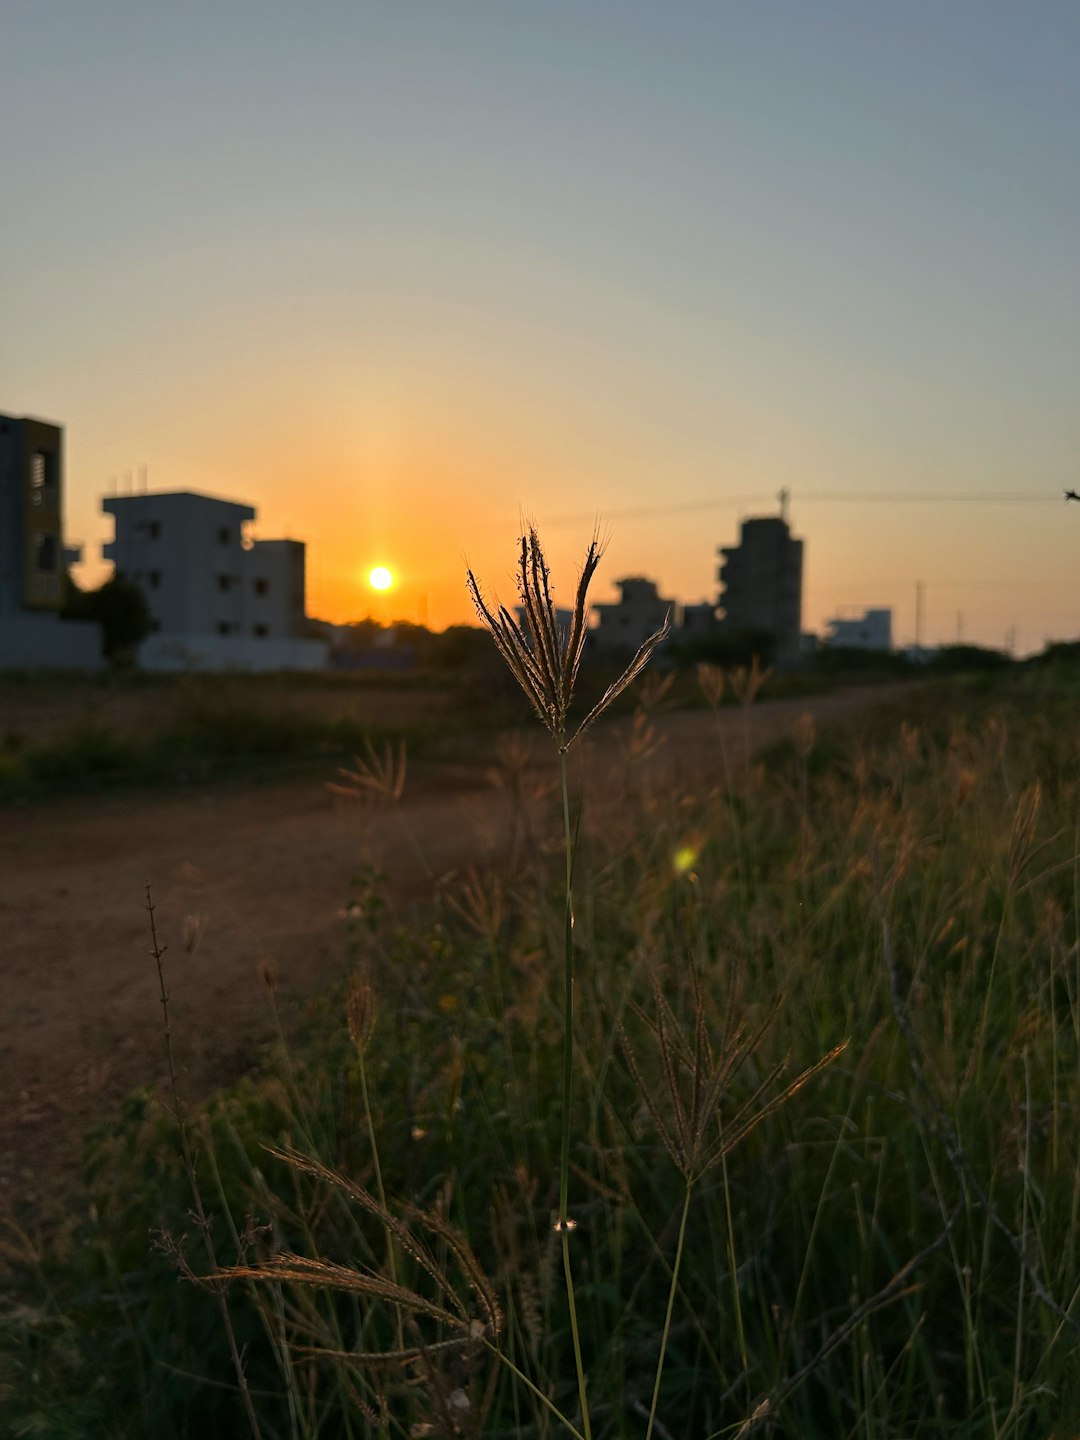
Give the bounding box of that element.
[4,611,1080,1436]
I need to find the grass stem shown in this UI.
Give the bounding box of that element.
[146,883,263,1440]
[645,1180,693,1440]
[559,744,592,1439]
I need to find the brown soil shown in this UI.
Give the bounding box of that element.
[0,685,907,1222]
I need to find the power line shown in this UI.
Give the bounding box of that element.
[797,490,1054,504]
[812,579,1066,592]
[543,493,764,526]
[542,489,1059,527]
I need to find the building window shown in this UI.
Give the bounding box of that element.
[138,520,161,539]
[33,533,58,573]
[218,527,231,546]
[254,578,269,596]
[30,453,46,506]
[216,621,232,636]
[148,570,161,589]
[254,623,268,638]
[217,574,232,592]
[30,451,58,512]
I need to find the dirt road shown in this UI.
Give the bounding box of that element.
[0,687,905,1219]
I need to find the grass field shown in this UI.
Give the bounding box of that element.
[0,642,912,802]
[0,669,466,799]
[2,657,1079,1438]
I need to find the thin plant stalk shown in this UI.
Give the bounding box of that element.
[720,1147,750,1383]
[485,1338,586,1440]
[558,745,591,1440]
[467,528,668,1438]
[356,1043,405,1367]
[645,1179,694,1440]
[146,883,263,1440]
[347,973,404,1368]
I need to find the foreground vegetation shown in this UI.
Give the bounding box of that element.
[4,656,1080,1437]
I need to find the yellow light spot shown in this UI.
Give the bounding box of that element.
[437,993,458,1013]
[369,566,393,591]
[673,844,699,876]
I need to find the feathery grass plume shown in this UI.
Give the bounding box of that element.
[466,527,670,750]
[466,525,670,1440]
[345,969,376,1055]
[729,655,772,707]
[696,660,725,710]
[620,970,847,1182]
[327,734,407,804]
[620,964,846,1440]
[222,1144,503,1362]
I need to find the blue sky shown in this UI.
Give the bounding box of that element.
[3,2,1078,648]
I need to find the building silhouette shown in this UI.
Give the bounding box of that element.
[592,576,674,651]
[103,490,326,670]
[0,412,101,669]
[824,607,892,651]
[717,514,803,662]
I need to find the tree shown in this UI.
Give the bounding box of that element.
[65,576,151,663]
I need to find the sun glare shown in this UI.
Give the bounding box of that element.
[368,566,394,592]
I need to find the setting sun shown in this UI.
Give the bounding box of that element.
[368,566,394,592]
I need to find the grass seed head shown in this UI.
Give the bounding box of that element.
[466,526,669,750]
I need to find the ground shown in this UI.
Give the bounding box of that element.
[0,685,905,1222]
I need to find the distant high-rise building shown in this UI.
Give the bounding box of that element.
[717,514,803,662]
[0,413,65,617]
[0,412,101,669]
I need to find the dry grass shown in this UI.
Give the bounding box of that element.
[6,612,1080,1437]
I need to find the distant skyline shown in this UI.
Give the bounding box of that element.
[3,2,1079,653]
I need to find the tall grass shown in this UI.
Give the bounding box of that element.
[4,618,1080,1435]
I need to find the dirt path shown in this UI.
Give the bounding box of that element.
[0,686,906,1220]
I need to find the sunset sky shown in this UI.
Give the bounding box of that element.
[3,3,1079,652]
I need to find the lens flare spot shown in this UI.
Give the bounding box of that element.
[673,844,699,876]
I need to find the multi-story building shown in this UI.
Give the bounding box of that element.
[592,576,674,651]
[824,607,892,651]
[717,515,804,663]
[102,490,326,670]
[680,601,718,638]
[0,412,102,669]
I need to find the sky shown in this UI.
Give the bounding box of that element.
[3,2,1079,652]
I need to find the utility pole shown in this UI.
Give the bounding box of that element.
[915,580,924,652]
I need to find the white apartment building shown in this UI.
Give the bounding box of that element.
[824,607,893,652]
[102,491,327,671]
